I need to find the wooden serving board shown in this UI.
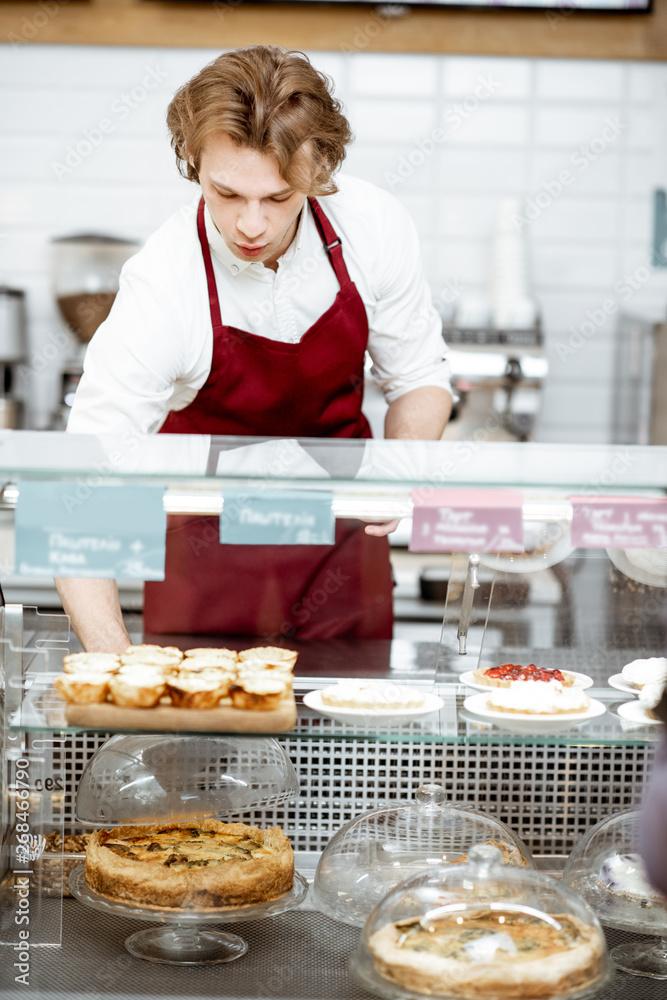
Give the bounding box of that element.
[65,693,297,733]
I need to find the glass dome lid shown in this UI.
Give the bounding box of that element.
[311,784,534,927]
[563,809,667,934]
[349,843,611,1000]
[563,809,667,979]
[75,734,299,826]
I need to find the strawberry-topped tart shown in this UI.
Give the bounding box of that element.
[472,663,575,689]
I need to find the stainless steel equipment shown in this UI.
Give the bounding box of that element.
[51,233,139,429]
[443,321,548,442]
[613,312,667,445]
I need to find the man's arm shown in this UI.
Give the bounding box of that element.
[384,385,452,440]
[364,386,452,538]
[55,578,131,654]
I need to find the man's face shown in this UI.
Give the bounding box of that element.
[196,133,308,269]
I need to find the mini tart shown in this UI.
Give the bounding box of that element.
[108,670,166,708]
[121,651,183,670]
[237,663,294,685]
[84,820,294,910]
[238,646,298,669]
[230,676,288,711]
[54,672,109,704]
[62,652,120,675]
[184,648,239,664]
[167,674,231,709]
[369,909,603,1000]
[175,661,236,678]
[125,644,183,658]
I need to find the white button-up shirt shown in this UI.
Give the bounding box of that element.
[68,174,452,436]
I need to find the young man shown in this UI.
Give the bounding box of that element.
[58,46,453,651]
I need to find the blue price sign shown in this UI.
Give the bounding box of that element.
[220,489,335,546]
[15,482,167,580]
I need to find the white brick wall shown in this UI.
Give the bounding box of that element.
[1,44,667,441]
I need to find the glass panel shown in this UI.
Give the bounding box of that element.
[0,432,664,493]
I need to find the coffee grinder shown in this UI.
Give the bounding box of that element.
[51,233,139,427]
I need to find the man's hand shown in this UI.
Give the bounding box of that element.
[362,386,452,538]
[364,518,401,537]
[55,578,131,653]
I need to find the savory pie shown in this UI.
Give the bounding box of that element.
[369,909,603,999]
[85,820,294,910]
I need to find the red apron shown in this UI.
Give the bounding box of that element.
[143,197,393,640]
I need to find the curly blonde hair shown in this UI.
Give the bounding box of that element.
[166,46,353,197]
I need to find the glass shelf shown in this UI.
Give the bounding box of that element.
[11,672,663,748]
[0,432,665,495]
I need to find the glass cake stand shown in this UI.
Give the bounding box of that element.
[69,865,308,965]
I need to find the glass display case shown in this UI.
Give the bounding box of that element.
[0,432,665,988]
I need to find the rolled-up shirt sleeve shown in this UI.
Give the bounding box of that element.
[366,194,453,405]
[68,241,207,437]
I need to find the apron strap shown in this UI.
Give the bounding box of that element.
[197,198,224,332]
[308,197,351,287]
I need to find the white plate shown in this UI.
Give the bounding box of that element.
[302,689,443,726]
[462,692,606,735]
[608,674,639,696]
[616,701,663,727]
[459,669,593,692]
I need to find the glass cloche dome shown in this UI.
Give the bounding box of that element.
[75,734,300,825]
[311,784,534,927]
[563,809,667,978]
[350,843,611,1000]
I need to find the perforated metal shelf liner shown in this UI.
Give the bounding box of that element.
[1,902,664,1000]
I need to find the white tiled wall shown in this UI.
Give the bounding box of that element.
[1,45,667,441]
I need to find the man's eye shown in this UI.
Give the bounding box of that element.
[271,196,291,203]
[217,191,235,199]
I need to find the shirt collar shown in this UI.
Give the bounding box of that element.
[203,200,308,275]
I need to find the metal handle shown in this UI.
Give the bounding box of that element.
[457,554,480,655]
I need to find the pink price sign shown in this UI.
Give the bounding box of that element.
[409,489,524,554]
[571,496,667,549]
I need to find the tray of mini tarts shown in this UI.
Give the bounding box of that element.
[83,820,295,911]
[55,645,298,732]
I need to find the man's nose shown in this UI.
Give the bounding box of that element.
[237,203,266,240]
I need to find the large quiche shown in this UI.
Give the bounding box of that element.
[85,819,294,910]
[369,908,603,999]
